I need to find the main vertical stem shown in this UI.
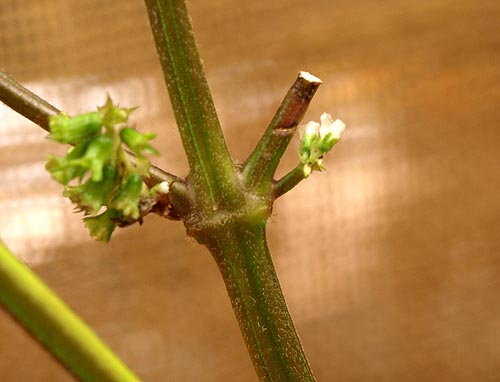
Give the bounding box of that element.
[144,1,318,380]
[144,0,243,211]
[206,223,316,382]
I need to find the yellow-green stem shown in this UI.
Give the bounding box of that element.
[0,240,140,382]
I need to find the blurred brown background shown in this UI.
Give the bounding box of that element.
[1,0,500,381]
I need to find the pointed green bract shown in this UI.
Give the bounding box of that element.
[83,210,117,242]
[63,165,119,215]
[46,98,161,241]
[98,96,137,127]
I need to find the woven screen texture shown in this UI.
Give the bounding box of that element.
[1,0,500,381]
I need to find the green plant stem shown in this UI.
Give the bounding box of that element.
[0,69,177,188]
[0,239,140,382]
[243,72,322,194]
[205,223,316,382]
[273,164,307,199]
[0,70,59,131]
[144,1,319,380]
[144,0,243,211]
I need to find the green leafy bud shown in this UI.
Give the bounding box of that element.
[45,140,91,184]
[63,165,118,214]
[46,155,75,185]
[79,135,114,182]
[120,127,159,157]
[48,112,102,144]
[83,210,117,242]
[111,174,143,220]
[46,98,160,241]
[67,139,92,160]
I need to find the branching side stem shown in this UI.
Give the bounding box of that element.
[243,72,322,194]
[273,164,307,199]
[0,70,59,131]
[0,69,178,188]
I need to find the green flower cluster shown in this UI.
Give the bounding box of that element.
[299,113,345,177]
[45,98,159,241]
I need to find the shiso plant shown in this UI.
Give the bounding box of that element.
[0,1,345,381]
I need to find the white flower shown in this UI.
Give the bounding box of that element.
[157,181,170,194]
[319,113,345,140]
[151,181,170,195]
[298,112,346,177]
[304,120,320,137]
[303,164,312,177]
[299,121,320,162]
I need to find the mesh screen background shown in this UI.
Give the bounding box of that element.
[1,0,500,381]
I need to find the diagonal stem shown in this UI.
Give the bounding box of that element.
[0,70,59,131]
[0,240,141,382]
[273,164,307,199]
[0,69,178,188]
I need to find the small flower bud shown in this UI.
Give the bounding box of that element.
[318,113,345,153]
[303,164,312,178]
[80,135,114,182]
[111,174,143,220]
[299,121,320,162]
[120,127,159,157]
[48,112,102,144]
[151,181,170,195]
[63,165,118,214]
[298,112,346,176]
